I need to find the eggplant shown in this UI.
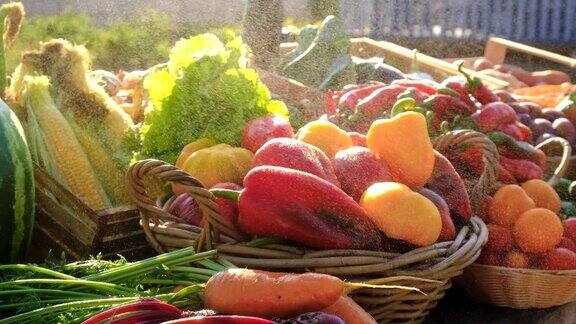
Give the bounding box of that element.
[553,118,576,142]
[535,133,556,145]
[508,102,530,114]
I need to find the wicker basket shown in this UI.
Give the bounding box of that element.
[127,130,492,323]
[456,136,575,309]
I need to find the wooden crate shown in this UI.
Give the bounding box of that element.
[261,37,510,120]
[277,38,509,89]
[444,37,576,86]
[29,166,153,262]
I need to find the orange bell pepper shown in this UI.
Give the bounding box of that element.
[366,112,435,188]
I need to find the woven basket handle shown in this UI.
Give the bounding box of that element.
[127,159,241,253]
[535,136,572,187]
[433,130,500,215]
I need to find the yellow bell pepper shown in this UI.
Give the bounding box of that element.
[182,144,253,188]
[175,138,217,169]
[360,182,441,247]
[297,120,353,158]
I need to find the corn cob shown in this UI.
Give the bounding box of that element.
[22,75,109,210]
[64,110,131,206]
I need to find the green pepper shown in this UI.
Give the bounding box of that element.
[487,131,539,161]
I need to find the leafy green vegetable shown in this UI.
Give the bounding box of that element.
[140,33,288,163]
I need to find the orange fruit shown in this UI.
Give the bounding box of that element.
[513,208,563,253]
[489,185,535,227]
[503,250,530,268]
[521,179,561,214]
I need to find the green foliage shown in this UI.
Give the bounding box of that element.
[6,10,239,74]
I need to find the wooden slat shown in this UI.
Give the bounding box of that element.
[486,37,576,68]
[33,210,90,260]
[353,38,510,89]
[35,188,97,246]
[34,166,100,222]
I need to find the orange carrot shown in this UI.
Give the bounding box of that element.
[203,269,344,318]
[322,295,377,324]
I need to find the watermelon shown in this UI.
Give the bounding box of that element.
[0,100,35,263]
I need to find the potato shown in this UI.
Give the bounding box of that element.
[536,133,556,145]
[517,102,544,119]
[494,90,517,103]
[542,108,565,122]
[508,102,530,114]
[473,58,494,71]
[517,113,533,127]
[552,118,576,142]
[531,118,557,139]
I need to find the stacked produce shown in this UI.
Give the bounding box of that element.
[7,39,138,209]
[325,67,565,190]
[139,33,289,164]
[170,106,473,252]
[466,57,572,88]
[477,180,576,270]
[1,245,419,323]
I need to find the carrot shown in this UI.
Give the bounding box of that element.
[204,269,344,318]
[322,295,377,324]
[203,269,420,319]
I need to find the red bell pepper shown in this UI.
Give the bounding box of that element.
[426,150,472,221]
[355,84,408,117]
[224,166,383,250]
[421,94,475,130]
[441,76,477,110]
[500,156,543,183]
[392,79,438,96]
[338,83,386,110]
[326,89,337,114]
[458,63,500,105]
[497,165,517,184]
[472,102,517,133]
[446,146,484,177]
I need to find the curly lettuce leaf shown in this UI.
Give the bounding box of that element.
[140,34,288,163]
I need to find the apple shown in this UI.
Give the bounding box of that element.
[332,147,391,201]
[563,218,576,242]
[241,115,294,152]
[543,248,576,270]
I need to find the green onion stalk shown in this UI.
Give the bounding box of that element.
[0,247,235,323]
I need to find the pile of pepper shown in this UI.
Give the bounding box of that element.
[325,65,552,191]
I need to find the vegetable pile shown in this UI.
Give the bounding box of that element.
[139,33,288,164]
[1,248,417,323]
[7,39,138,209]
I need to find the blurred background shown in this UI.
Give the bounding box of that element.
[3,0,575,75]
